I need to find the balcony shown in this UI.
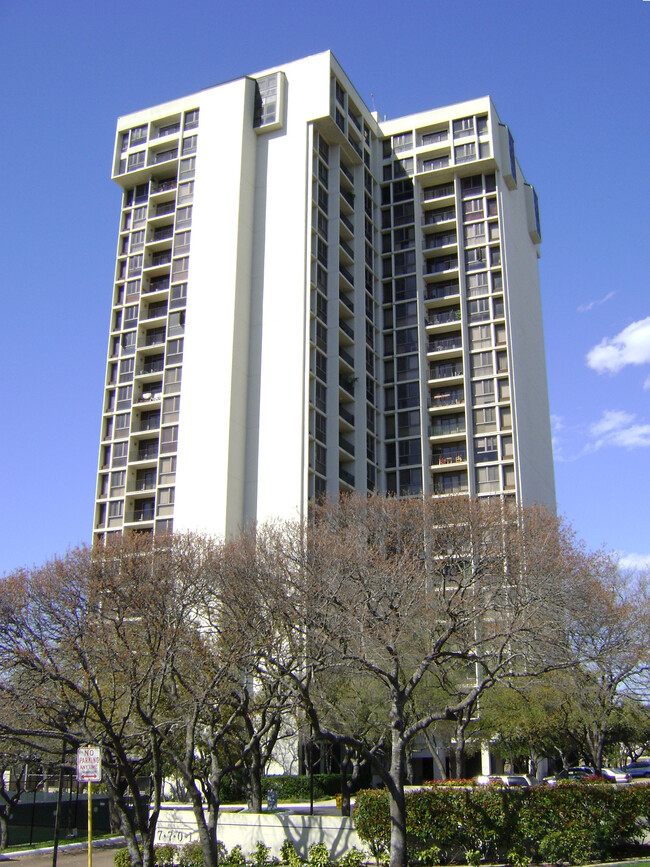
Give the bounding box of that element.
[428,310,461,327]
[339,263,354,286]
[339,435,355,456]
[432,451,466,466]
[426,257,458,275]
[428,336,462,353]
[340,213,354,234]
[423,183,454,202]
[145,276,170,294]
[420,156,450,172]
[136,445,158,462]
[149,148,178,166]
[339,319,354,341]
[430,363,463,379]
[430,422,466,437]
[140,359,165,375]
[339,466,355,486]
[340,293,354,313]
[339,404,355,426]
[424,208,455,226]
[340,238,354,260]
[151,179,177,195]
[150,251,172,267]
[429,392,464,409]
[425,283,459,302]
[424,233,457,251]
[339,347,354,368]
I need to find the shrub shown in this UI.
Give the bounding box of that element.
[307,843,331,867]
[465,849,481,866]
[252,842,273,867]
[179,842,203,867]
[537,828,599,865]
[224,846,247,867]
[154,844,177,866]
[280,841,303,866]
[337,848,365,867]
[114,849,131,867]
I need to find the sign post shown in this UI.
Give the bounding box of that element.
[77,747,102,867]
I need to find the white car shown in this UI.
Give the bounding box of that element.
[624,761,650,779]
[601,767,631,783]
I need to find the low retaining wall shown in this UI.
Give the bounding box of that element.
[155,804,367,860]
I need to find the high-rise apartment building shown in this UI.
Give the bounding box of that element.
[93,51,555,543]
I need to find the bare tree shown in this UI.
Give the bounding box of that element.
[253,495,575,867]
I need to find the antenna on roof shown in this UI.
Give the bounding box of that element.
[370,93,376,113]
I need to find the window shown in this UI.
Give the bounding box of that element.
[164,366,182,394]
[453,117,474,138]
[254,73,281,127]
[474,407,496,431]
[392,132,413,153]
[110,470,126,496]
[127,151,145,171]
[395,302,418,328]
[133,206,147,225]
[180,157,196,177]
[172,257,189,276]
[174,231,191,253]
[471,352,493,377]
[166,338,184,363]
[128,254,143,276]
[467,273,489,297]
[184,109,199,130]
[393,226,414,250]
[130,125,148,145]
[476,465,499,492]
[108,500,124,518]
[463,199,483,222]
[171,283,187,308]
[477,116,488,135]
[475,436,498,462]
[498,379,510,401]
[421,129,448,145]
[159,455,177,484]
[112,441,128,467]
[394,250,416,275]
[465,223,485,245]
[398,410,420,437]
[160,425,178,453]
[455,143,476,163]
[178,181,194,201]
[468,298,490,322]
[114,412,130,433]
[399,439,421,466]
[157,487,175,516]
[182,135,197,155]
[502,435,513,458]
[500,406,512,429]
[396,353,419,380]
[314,410,326,444]
[130,230,145,251]
[472,379,494,405]
[117,385,132,409]
[176,206,193,227]
[490,246,501,266]
[395,328,418,354]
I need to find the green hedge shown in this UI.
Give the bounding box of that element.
[260,774,342,800]
[353,783,650,865]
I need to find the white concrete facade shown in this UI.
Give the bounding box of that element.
[93,51,555,543]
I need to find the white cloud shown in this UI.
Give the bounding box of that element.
[586,316,650,374]
[577,291,614,314]
[618,552,650,571]
[589,409,650,449]
[644,375,650,391]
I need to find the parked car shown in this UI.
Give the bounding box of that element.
[475,774,530,787]
[601,767,631,783]
[625,760,650,778]
[568,765,595,775]
[543,768,593,785]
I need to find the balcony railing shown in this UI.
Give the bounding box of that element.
[340,293,354,313]
[340,238,354,259]
[339,264,354,285]
[424,209,455,225]
[429,392,464,408]
[430,422,466,436]
[339,436,355,456]
[339,347,354,367]
[423,183,454,201]
[427,258,458,274]
[152,179,177,194]
[339,405,355,425]
[433,452,466,465]
[428,337,462,353]
[340,213,354,234]
[428,311,461,326]
[424,233,457,250]
[339,319,354,340]
[339,466,355,486]
[425,283,459,301]
[421,157,450,172]
[431,364,463,379]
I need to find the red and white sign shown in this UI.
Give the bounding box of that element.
[77,747,102,782]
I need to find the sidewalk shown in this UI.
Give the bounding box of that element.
[0,840,123,867]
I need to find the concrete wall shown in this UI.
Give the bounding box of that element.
[155,804,367,860]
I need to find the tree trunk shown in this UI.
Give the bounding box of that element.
[246,742,263,813]
[387,731,408,867]
[0,813,8,851]
[340,749,351,818]
[455,733,466,780]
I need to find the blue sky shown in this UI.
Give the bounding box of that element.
[1,0,648,573]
